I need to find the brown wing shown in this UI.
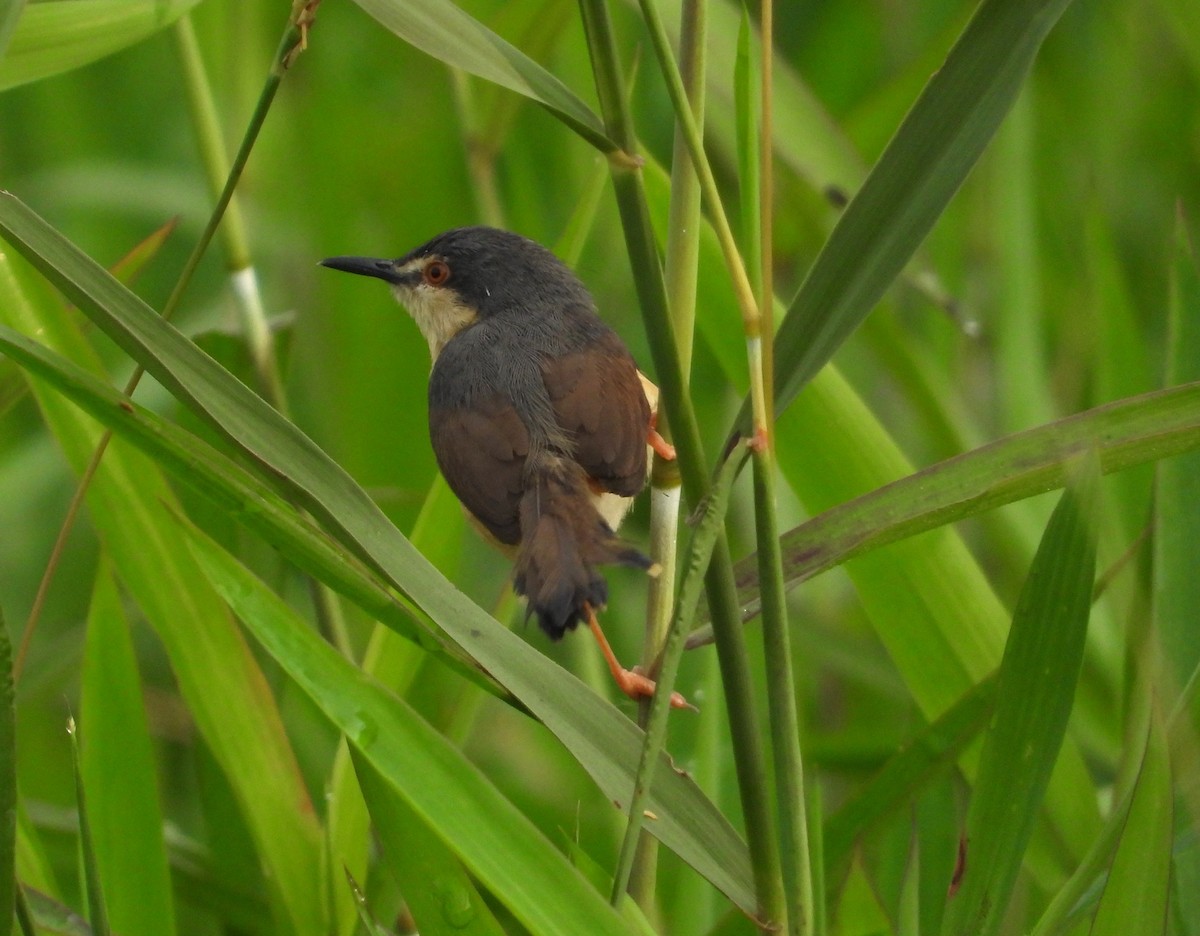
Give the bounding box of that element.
[540,332,649,497]
[429,393,529,545]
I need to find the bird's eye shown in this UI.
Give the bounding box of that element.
[423,259,451,286]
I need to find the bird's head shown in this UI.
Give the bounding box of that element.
[321,226,588,362]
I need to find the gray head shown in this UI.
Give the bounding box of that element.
[320,226,592,360]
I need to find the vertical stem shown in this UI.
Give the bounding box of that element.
[577,0,783,925]
[630,0,708,908]
[753,6,813,933]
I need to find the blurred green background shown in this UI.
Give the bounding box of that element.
[1,0,1198,932]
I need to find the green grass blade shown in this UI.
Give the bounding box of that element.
[0,285,757,915]
[183,520,631,936]
[0,0,202,90]
[0,613,14,936]
[352,752,506,936]
[67,721,109,936]
[0,249,325,935]
[941,458,1100,936]
[1088,703,1172,936]
[766,0,1076,427]
[80,563,177,936]
[1156,214,1200,701]
[704,380,1200,632]
[348,0,612,151]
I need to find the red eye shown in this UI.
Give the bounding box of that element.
[423,259,451,286]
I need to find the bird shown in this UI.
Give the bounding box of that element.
[320,226,685,707]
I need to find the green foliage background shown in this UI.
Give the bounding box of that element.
[0,0,1198,934]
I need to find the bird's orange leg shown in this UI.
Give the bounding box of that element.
[648,410,677,461]
[585,604,693,710]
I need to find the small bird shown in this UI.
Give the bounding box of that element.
[321,227,683,706]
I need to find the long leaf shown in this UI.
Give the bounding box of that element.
[352,753,507,936]
[0,195,757,915]
[764,0,1076,429]
[0,0,202,90]
[1155,214,1200,700]
[0,249,325,935]
[80,563,177,936]
[691,380,1200,636]
[68,720,110,936]
[183,520,632,936]
[1088,703,1172,936]
[941,458,1099,936]
[348,0,612,151]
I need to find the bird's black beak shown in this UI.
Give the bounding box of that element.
[319,255,405,284]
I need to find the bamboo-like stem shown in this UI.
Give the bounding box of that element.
[577,0,783,924]
[13,5,316,682]
[752,5,813,934]
[636,0,756,324]
[629,0,708,908]
[612,446,746,904]
[753,451,812,936]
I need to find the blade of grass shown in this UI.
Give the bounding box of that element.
[754,0,1079,437]
[67,718,109,936]
[80,563,177,936]
[0,0,202,90]
[1156,212,1200,703]
[348,0,612,151]
[342,869,390,936]
[941,456,1100,936]
[0,312,758,915]
[1088,702,1172,936]
[690,379,1200,637]
[183,519,634,936]
[352,753,506,936]
[0,252,325,936]
[0,613,14,936]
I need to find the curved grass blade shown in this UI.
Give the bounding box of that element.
[349,0,612,152]
[67,720,110,936]
[0,0,202,91]
[80,564,177,936]
[941,458,1100,936]
[1088,702,1172,936]
[0,250,325,935]
[758,0,1078,434]
[689,380,1200,639]
[1156,213,1200,700]
[0,295,757,915]
[352,754,506,936]
[184,522,632,936]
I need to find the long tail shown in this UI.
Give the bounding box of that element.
[513,460,650,639]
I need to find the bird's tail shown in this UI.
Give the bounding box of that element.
[513,460,651,639]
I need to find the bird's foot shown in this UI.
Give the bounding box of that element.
[587,606,694,710]
[614,665,695,710]
[647,411,677,461]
